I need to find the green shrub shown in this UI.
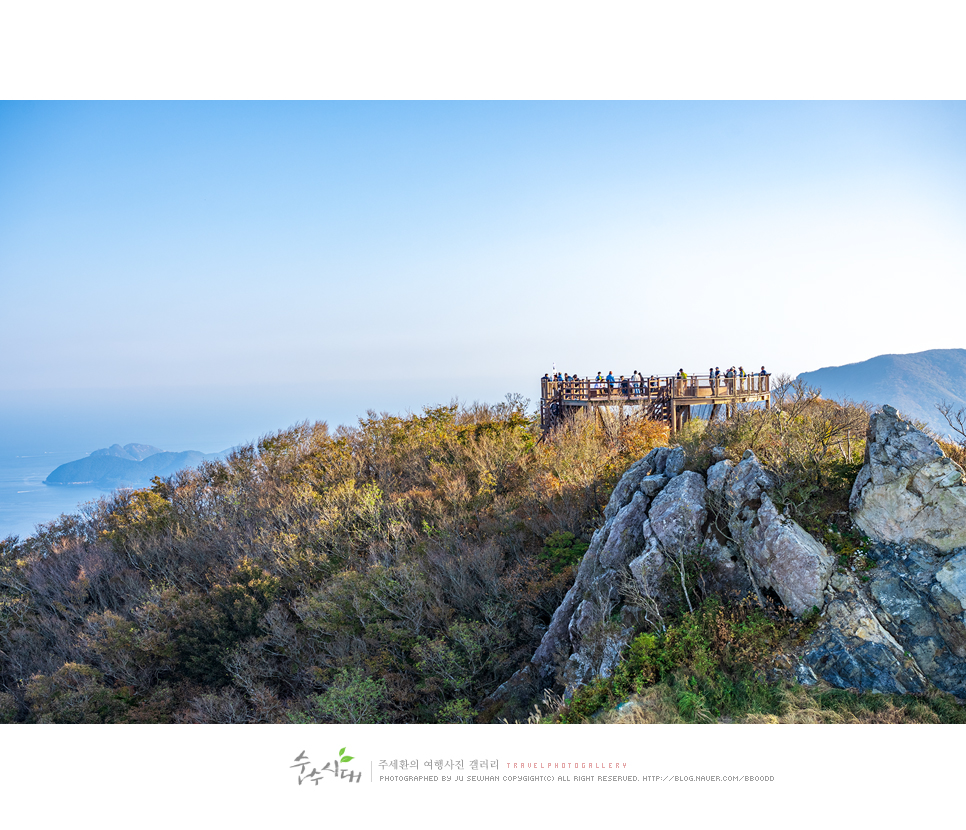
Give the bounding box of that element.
[291,667,389,724]
[539,531,589,574]
[555,677,616,724]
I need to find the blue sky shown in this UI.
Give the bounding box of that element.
[2,101,965,449]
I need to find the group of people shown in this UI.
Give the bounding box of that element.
[675,366,768,379]
[542,370,654,398]
[675,366,769,393]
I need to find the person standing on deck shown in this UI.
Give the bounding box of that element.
[606,371,615,393]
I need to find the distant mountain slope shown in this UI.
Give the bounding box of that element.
[797,348,966,437]
[45,445,230,488]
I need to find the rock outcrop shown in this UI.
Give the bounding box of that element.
[521,448,712,696]
[489,407,966,713]
[505,446,831,702]
[803,406,966,697]
[851,404,966,552]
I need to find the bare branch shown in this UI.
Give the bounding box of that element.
[937,400,966,445]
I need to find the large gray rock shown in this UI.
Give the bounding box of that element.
[625,472,709,608]
[603,457,650,521]
[705,459,733,499]
[647,471,708,554]
[711,451,831,617]
[851,405,966,552]
[937,550,966,608]
[731,493,833,617]
[804,593,928,694]
[664,447,686,478]
[598,491,650,570]
[862,543,966,697]
[604,446,675,521]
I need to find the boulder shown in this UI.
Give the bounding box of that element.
[731,493,833,617]
[625,472,711,616]
[851,405,966,552]
[664,446,686,478]
[603,447,674,521]
[936,550,966,607]
[705,459,733,499]
[721,450,775,516]
[603,457,650,521]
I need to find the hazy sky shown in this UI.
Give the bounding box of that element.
[2,101,965,447]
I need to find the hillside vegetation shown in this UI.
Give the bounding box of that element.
[0,397,666,723]
[4,386,964,724]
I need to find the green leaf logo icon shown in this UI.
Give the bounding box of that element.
[339,748,354,763]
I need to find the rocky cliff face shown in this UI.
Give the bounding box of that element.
[805,542,965,697]
[815,405,966,697]
[490,405,966,710]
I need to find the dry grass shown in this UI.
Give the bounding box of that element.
[740,682,959,724]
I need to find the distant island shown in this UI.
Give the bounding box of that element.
[44,442,231,488]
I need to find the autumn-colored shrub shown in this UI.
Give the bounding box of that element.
[2,396,652,723]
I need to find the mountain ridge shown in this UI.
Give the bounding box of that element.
[797,348,966,437]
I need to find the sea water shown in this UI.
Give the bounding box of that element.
[0,448,108,541]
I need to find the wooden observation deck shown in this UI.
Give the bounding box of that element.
[540,373,771,435]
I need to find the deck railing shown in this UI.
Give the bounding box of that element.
[540,373,770,403]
